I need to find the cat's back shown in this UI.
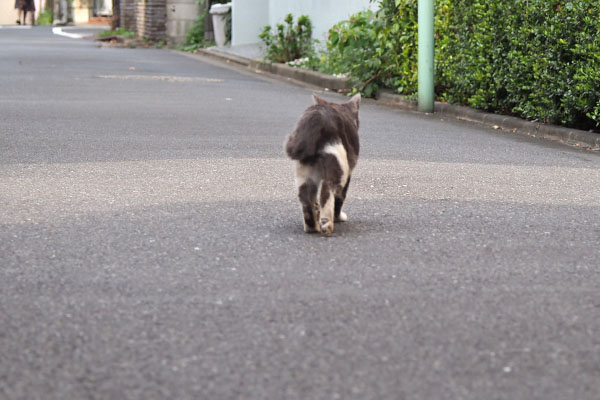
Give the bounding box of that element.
[285,95,360,163]
[313,102,360,162]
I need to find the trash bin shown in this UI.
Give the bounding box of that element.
[209,2,231,47]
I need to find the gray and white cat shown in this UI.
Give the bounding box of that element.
[284,93,361,236]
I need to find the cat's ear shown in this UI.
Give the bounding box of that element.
[346,93,361,112]
[313,94,328,105]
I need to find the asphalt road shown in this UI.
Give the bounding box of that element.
[1,26,599,400]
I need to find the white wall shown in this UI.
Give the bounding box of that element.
[0,0,17,25]
[268,0,374,42]
[231,0,269,46]
[231,0,374,46]
[1,0,44,25]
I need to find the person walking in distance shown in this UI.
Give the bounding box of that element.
[15,0,36,25]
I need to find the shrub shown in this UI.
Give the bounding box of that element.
[98,28,136,38]
[259,14,314,63]
[37,9,53,25]
[322,5,418,98]
[181,16,206,51]
[324,0,600,130]
[437,0,600,130]
[324,10,384,97]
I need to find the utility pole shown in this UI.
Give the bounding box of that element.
[418,0,434,113]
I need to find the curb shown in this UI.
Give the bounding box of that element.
[197,47,350,92]
[435,102,600,150]
[253,62,350,92]
[196,47,600,151]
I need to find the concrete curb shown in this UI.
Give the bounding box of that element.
[197,47,350,92]
[196,47,600,151]
[253,62,350,92]
[436,102,600,150]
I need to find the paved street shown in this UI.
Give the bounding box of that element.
[1,26,599,399]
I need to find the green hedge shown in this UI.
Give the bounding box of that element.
[437,0,600,130]
[324,7,418,98]
[326,0,600,131]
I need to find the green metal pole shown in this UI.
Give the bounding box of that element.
[418,0,434,113]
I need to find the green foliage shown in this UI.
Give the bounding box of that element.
[322,10,384,97]
[36,9,53,25]
[436,0,600,130]
[98,28,136,38]
[322,0,600,130]
[155,38,167,49]
[181,0,232,51]
[259,14,314,63]
[320,3,419,98]
[181,0,208,51]
[181,17,206,51]
[223,8,232,44]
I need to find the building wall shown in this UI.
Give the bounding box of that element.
[1,0,114,25]
[0,0,44,25]
[231,0,374,46]
[121,0,137,31]
[1,0,17,25]
[268,0,374,42]
[136,0,166,40]
[166,0,200,45]
[231,0,268,46]
[72,0,92,24]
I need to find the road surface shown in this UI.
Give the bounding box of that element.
[1,26,599,400]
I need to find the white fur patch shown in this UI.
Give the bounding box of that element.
[322,142,350,186]
[295,161,318,188]
[319,187,335,235]
[321,187,335,217]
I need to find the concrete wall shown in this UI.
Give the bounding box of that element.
[0,0,112,25]
[166,0,200,45]
[268,0,374,42]
[72,0,92,24]
[231,0,373,46]
[0,0,44,25]
[1,0,17,25]
[231,0,268,46]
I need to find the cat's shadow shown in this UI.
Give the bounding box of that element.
[282,218,386,238]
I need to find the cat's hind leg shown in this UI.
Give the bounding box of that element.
[296,162,320,233]
[319,181,335,236]
[322,142,350,228]
[334,176,351,222]
[320,144,351,234]
[298,181,320,233]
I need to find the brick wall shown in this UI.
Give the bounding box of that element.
[136,0,166,41]
[119,0,166,41]
[120,0,137,32]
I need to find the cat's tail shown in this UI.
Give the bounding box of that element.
[284,132,313,161]
[284,110,323,161]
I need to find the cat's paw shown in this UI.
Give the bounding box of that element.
[304,222,320,233]
[336,211,348,222]
[319,218,334,236]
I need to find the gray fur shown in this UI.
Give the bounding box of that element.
[285,94,361,235]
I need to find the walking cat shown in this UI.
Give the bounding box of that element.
[284,93,361,236]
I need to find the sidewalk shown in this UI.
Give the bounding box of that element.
[197,42,600,151]
[212,43,265,60]
[54,25,109,39]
